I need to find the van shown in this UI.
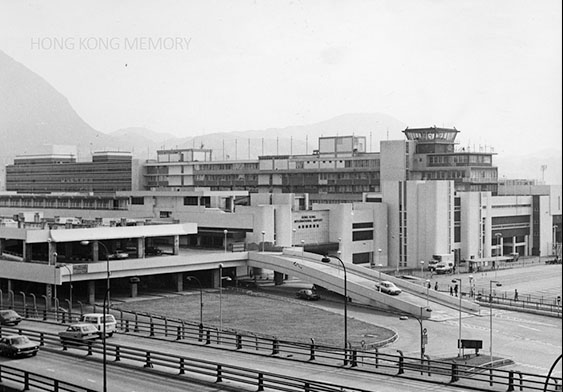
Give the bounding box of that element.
[79,313,117,337]
[435,261,455,274]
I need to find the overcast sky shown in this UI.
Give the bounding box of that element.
[1,0,561,156]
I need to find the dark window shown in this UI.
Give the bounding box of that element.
[160,211,172,218]
[353,230,373,241]
[200,197,211,207]
[131,197,144,205]
[352,252,371,264]
[184,196,198,206]
[353,222,374,229]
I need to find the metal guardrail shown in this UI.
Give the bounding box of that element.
[0,362,96,392]
[476,293,562,316]
[1,307,561,392]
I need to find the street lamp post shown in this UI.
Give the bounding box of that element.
[261,231,265,252]
[218,263,223,333]
[489,280,502,368]
[186,276,203,327]
[321,255,348,365]
[425,279,430,307]
[60,264,72,318]
[80,240,110,392]
[399,307,432,373]
[377,264,383,290]
[223,230,228,253]
[420,260,424,277]
[452,278,462,357]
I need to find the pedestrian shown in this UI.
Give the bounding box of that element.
[514,289,519,301]
[434,282,438,291]
[454,284,458,297]
[427,281,431,289]
[450,286,453,296]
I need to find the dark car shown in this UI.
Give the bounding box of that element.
[59,323,100,346]
[0,309,23,326]
[296,289,320,301]
[145,246,162,256]
[0,334,39,358]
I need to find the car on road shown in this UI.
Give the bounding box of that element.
[59,323,100,346]
[296,289,320,301]
[79,313,117,337]
[0,334,39,358]
[0,309,23,326]
[376,281,402,295]
[435,261,455,274]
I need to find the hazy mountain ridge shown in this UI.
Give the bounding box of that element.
[0,49,560,186]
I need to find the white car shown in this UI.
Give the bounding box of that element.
[376,281,402,295]
[79,313,117,337]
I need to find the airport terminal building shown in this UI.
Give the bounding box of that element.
[0,128,561,302]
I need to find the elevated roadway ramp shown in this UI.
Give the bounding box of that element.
[248,249,479,321]
[344,262,481,319]
[249,250,433,319]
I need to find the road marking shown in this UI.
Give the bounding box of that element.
[87,379,97,383]
[518,324,540,332]
[46,368,55,372]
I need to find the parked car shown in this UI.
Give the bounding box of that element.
[296,289,320,301]
[376,281,402,295]
[79,313,117,337]
[0,309,23,326]
[107,250,129,260]
[435,261,455,274]
[0,334,39,358]
[145,246,162,256]
[59,323,100,346]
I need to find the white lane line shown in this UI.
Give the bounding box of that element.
[87,379,97,383]
[518,324,540,331]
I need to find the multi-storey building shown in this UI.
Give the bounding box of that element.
[6,150,138,194]
[143,128,497,202]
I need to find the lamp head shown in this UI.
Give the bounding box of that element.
[321,255,331,263]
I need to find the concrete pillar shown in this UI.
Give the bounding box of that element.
[274,271,284,285]
[212,268,221,288]
[0,238,4,254]
[175,273,183,292]
[7,279,12,292]
[173,235,180,255]
[137,237,145,258]
[88,281,96,305]
[48,242,57,265]
[45,283,52,310]
[130,282,138,298]
[92,241,99,262]
[23,241,33,262]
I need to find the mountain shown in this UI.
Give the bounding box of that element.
[0,50,119,160]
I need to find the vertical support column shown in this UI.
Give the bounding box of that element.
[511,236,516,255]
[524,235,529,256]
[137,237,145,258]
[273,271,284,285]
[173,235,180,255]
[175,273,183,292]
[88,281,96,305]
[23,241,33,262]
[92,241,99,262]
[130,282,138,298]
[212,269,221,288]
[0,238,4,254]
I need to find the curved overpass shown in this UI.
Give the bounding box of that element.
[248,249,479,320]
